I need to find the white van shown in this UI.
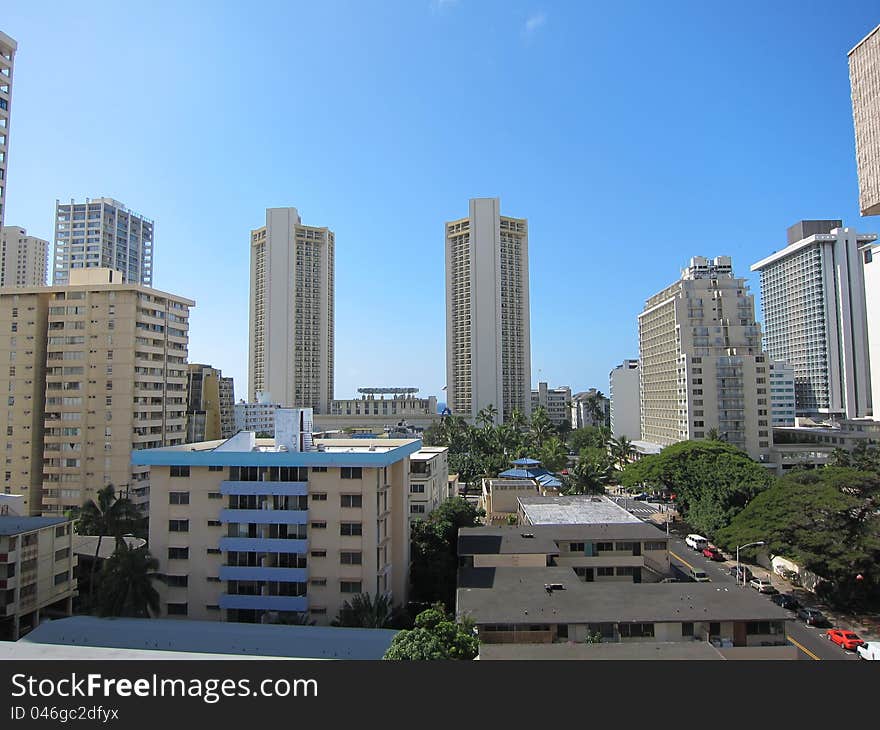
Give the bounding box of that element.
[685,534,709,551]
[857,642,880,660]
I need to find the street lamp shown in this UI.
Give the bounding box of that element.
[736,541,765,586]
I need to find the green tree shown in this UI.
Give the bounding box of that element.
[568,426,609,453]
[332,592,406,628]
[564,448,613,495]
[383,604,479,660]
[585,391,608,427]
[76,484,142,610]
[96,542,160,618]
[529,406,555,447]
[476,404,498,429]
[609,435,634,471]
[537,436,569,473]
[619,440,773,535]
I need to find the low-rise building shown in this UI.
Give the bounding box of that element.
[517,495,644,527]
[233,392,281,435]
[570,389,610,429]
[0,515,77,640]
[408,446,449,522]
[530,383,571,427]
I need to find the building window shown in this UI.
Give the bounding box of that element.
[312,466,327,473]
[341,467,362,479]
[340,551,362,565]
[340,522,362,536]
[644,541,666,551]
[207,520,221,527]
[169,519,189,532]
[54,571,69,586]
[206,548,221,554]
[340,581,362,593]
[595,542,613,552]
[682,622,694,637]
[616,567,635,576]
[55,548,69,561]
[410,504,426,514]
[341,494,362,508]
[208,492,222,499]
[170,465,190,478]
[166,575,188,587]
[208,465,224,472]
[310,578,327,587]
[410,483,425,493]
[311,521,327,529]
[169,491,190,505]
[597,567,614,577]
[166,603,188,616]
[168,547,189,560]
[310,550,327,558]
[311,493,327,501]
[618,622,654,638]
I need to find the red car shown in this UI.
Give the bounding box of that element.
[702,545,724,561]
[826,629,865,651]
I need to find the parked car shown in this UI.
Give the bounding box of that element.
[702,545,724,561]
[749,578,778,594]
[685,534,709,551]
[632,492,650,501]
[770,593,799,610]
[826,629,865,651]
[797,607,830,627]
[857,641,880,660]
[690,568,711,582]
[729,565,754,582]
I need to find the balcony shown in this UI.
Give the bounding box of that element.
[218,566,308,583]
[219,509,308,525]
[218,538,308,554]
[218,594,308,612]
[220,481,308,496]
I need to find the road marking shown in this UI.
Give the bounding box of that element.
[787,635,820,661]
[669,550,696,572]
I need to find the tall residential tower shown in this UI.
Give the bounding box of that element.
[445,198,531,424]
[1,226,48,287]
[248,207,334,413]
[0,32,16,230]
[849,24,880,216]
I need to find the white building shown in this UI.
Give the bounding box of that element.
[639,256,770,460]
[249,207,334,413]
[408,446,449,522]
[1,226,48,287]
[0,32,15,231]
[445,198,531,424]
[609,360,640,440]
[769,361,796,427]
[570,389,609,429]
[233,392,281,436]
[53,198,154,286]
[849,24,880,217]
[530,383,571,426]
[751,221,877,418]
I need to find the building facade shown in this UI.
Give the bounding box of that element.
[1,226,49,287]
[530,382,571,426]
[0,32,15,231]
[609,360,640,440]
[639,256,770,459]
[53,198,154,286]
[249,207,334,413]
[445,198,531,424]
[751,221,877,418]
[769,361,796,427]
[234,393,281,436]
[849,24,880,216]
[0,515,76,641]
[408,446,448,522]
[186,364,230,444]
[570,389,610,430]
[219,377,235,439]
[133,419,421,626]
[0,268,193,515]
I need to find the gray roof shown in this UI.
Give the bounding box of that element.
[458,523,667,556]
[457,567,793,625]
[518,495,643,525]
[478,641,726,661]
[0,516,68,536]
[22,616,397,660]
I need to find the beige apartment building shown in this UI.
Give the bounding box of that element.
[850,24,880,216]
[445,198,531,424]
[1,226,48,288]
[0,32,15,230]
[408,446,448,522]
[0,514,77,640]
[186,364,235,443]
[249,207,334,413]
[639,256,771,460]
[0,268,193,515]
[219,376,235,438]
[134,414,427,625]
[530,382,571,426]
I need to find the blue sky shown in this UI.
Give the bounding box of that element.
[3,1,878,403]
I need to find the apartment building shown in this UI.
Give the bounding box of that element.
[639,256,770,459]
[249,207,334,413]
[445,198,531,424]
[751,222,877,419]
[408,446,449,522]
[530,383,571,426]
[0,32,15,230]
[769,361,796,427]
[0,514,77,640]
[849,24,880,216]
[570,389,609,429]
[1,226,48,288]
[0,268,193,515]
[186,364,235,443]
[609,360,640,440]
[234,393,280,436]
[133,410,421,625]
[53,198,154,286]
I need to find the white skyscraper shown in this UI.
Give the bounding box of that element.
[1,226,48,287]
[53,198,154,286]
[610,360,640,441]
[445,197,531,424]
[751,221,877,418]
[248,207,334,413]
[0,32,17,231]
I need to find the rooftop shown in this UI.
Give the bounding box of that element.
[0,516,69,536]
[458,523,667,555]
[478,641,726,661]
[457,567,793,625]
[518,495,643,525]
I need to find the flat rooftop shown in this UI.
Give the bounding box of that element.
[457,567,792,625]
[0,516,69,536]
[518,496,643,525]
[478,641,726,660]
[458,523,667,555]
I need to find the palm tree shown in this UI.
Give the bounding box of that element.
[538,436,569,473]
[77,484,141,609]
[508,408,527,433]
[564,452,612,495]
[96,542,160,618]
[585,391,608,427]
[610,435,634,471]
[476,404,498,429]
[529,406,554,447]
[332,592,402,628]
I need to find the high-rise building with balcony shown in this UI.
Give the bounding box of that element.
[445,198,531,424]
[639,256,770,459]
[249,208,334,413]
[849,24,880,217]
[0,268,193,515]
[0,32,15,231]
[53,198,154,286]
[186,364,235,443]
[769,361,796,427]
[751,221,877,418]
[1,226,48,287]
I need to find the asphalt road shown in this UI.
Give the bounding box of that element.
[610,496,860,661]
